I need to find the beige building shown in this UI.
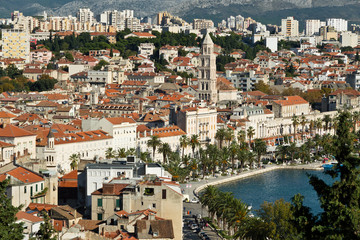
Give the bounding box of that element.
[193,19,214,30]
[272,96,310,118]
[175,106,217,144]
[281,16,299,37]
[1,29,30,62]
[91,178,183,240]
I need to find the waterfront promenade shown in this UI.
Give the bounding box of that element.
[180,162,323,200]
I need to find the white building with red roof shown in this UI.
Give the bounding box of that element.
[82,117,137,151]
[0,124,37,159]
[272,96,310,118]
[1,166,45,210]
[16,211,44,239]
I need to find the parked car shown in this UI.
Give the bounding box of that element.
[191,197,200,203]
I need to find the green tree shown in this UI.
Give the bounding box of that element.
[64,52,74,62]
[292,115,300,142]
[0,179,24,240]
[147,135,161,160]
[157,142,172,164]
[247,127,255,149]
[36,212,56,240]
[253,139,267,168]
[254,80,273,95]
[69,153,79,170]
[179,135,189,158]
[189,134,200,157]
[93,60,109,70]
[306,110,360,238]
[215,128,226,149]
[256,199,299,239]
[116,148,126,159]
[105,147,115,159]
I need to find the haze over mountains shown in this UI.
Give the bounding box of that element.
[2,0,360,25]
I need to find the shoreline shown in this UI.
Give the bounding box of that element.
[192,163,323,198]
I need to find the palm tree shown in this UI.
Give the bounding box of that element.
[190,134,200,157]
[323,114,331,134]
[300,115,307,141]
[69,153,79,170]
[116,148,126,159]
[158,142,172,164]
[126,148,136,156]
[179,135,189,158]
[276,144,288,163]
[237,130,246,144]
[229,141,238,173]
[287,142,298,163]
[139,151,151,163]
[247,127,255,149]
[225,128,234,146]
[298,144,310,164]
[291,115,299,142]
[253,139,267,168]
[105,147,115,159]
[147,135,161,160]
[189,158,198,180]
[215,128,226,148]
[198,147,209,178]
[247,151,256,169]
[200,185,219,221]
[309,120,315,137]
[207,144,220,176]
[219,147,230,174]
[237,148,248,172]
[315,118,323,135]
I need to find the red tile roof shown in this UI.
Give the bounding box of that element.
[106,117,136,125]
[6,167,44,183]
[0,111,16,118]
[273,96,308,106]
[0,125,36,137]
[16,211,43,223]
[27,203,57,212]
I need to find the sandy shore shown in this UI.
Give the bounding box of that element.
[180,162,323,200]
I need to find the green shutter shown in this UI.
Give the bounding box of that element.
[116,199,120,208]
[97,213,103,220]
[97,198,103,207]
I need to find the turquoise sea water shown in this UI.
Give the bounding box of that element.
[217,169,334,215]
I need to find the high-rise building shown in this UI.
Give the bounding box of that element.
[327,18,348,32]
[281,16,299,37]
[77,8,94,25]
[198,33,217,103]
[1,29,30,62]
[305,19,323,36]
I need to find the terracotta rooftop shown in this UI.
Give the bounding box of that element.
[16,211,43,223]
[0,124,36,137]
[6,166,44,183]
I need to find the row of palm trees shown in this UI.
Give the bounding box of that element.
[291,111,360,142]
[200,185,252,239]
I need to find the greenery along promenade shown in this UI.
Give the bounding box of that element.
[199,110,360,240]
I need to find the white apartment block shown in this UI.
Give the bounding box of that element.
[305,19,324,36]
[340,31,358,48]
[82,117,137,151]
[77,8,94,25]
[281,16,299,37]
[1,29,30,62]
[327,18,348,32]
[265,37,278,52]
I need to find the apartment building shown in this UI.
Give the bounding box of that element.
[174,106,217,145]
[272,96,310,118]
[193,19,214,30]
[91,178,183,240]
[281,17,299,37]
[1,29,30,62]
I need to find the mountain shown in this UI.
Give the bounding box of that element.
[2,0,360,26]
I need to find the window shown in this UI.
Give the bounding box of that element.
[41,183,43,190]
[24,186,26,194]
[36,184,38,192]
[152,203,156,208]
[97,198,103,207]
[30,186,33,196]
[97,213,103,220]
[144,188,154,196]
[116,199,121,208]
[162,189,167,199]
